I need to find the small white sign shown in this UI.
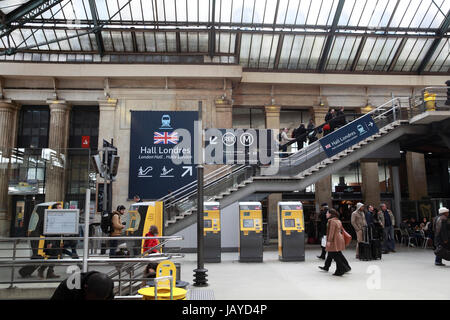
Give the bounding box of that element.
[44,209,79,235]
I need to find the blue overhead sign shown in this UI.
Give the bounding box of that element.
[319,114,379,158]
[128,111,198,200]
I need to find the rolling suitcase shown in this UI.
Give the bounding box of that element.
[358,226,372,261]
[369,227,382,260]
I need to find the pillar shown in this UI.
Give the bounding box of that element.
[360,161,381,207]
[214,98,233,129]
[264,105,281,129]
[98,98,117,209]
[311,106,332,211]
[208,98,233,175]
[264,105,282,239]
[0,100,20,236]
[406,152,428,200]
[45,100,71,202]
[98,98,117,147]
[392,166,402,224]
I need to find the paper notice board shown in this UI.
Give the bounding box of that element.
[44,209,80,235]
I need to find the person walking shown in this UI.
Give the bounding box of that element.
[378,203,396,254]
[351,202,367,259]
[433,207,449,266]
[317,203,329,260]
[109,205,126,257]
[318,209,351,276]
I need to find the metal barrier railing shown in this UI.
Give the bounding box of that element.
[0,235,183,295]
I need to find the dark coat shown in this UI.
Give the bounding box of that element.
[334,110,346,127]
[295,125,307,142]
[318,209,328,237]
[51,271,114,300]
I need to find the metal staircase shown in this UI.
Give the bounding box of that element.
[161,89,449,235]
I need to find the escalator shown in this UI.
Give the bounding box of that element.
[162,90,449,235]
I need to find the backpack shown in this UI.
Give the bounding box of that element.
[100,211,118,234]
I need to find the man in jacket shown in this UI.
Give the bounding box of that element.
[351,202,367,259]
[378,203,396,254]
[317,203,329,260]
[109,205,126,257]
[434,207,449,266]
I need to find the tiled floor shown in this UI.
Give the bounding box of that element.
[1,241,449,299]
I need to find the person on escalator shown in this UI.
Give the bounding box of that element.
[294,123,307,150]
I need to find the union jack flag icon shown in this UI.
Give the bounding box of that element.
[325,144,331,149]
[154,131,179,144]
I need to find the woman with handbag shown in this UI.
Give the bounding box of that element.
[319,209,351,276]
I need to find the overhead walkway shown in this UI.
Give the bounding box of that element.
[162,87,449,236]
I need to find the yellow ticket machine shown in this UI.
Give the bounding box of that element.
[204,202,221,263]
[277,201,305,261]
[239,202,263,262]
[127,202,164,255]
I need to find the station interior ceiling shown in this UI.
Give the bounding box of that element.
[0,0,449,75]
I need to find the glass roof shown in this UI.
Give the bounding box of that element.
[0,0,448,74]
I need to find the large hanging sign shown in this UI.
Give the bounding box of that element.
[319,114,379,158]
[204,129,276,165]
[128,111,198,200]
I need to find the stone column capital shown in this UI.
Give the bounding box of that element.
[214,98,232,110]
[98,98,118,111]
[264,105,281,114]
[0,99,20,111]
[311,105,329,115]
[47,100,71,112]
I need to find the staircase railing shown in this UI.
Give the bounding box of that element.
[274,96,411,176]
[162,96,413,224]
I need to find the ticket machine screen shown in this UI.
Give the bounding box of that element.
[204,220,212,228]
[284,219,295,228]
[243,219,254,228]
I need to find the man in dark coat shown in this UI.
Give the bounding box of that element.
[295,124,307,150]
[51,271,114,300]
[317,203,329,260]
[434,207,449,266]
[334,107,347,128]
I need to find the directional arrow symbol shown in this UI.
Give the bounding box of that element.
[210,136,218,145]
[181,166,193,177]
[368,122,374,127]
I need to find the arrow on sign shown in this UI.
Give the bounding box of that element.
[210,136,218,145]
[368,122,374,127]
[181,166,193,177]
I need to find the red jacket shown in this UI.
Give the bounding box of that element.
[143,232,159,253]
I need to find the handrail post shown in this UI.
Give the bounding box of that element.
[9,239,17,289]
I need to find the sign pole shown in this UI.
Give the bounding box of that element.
[193,100,208,286]
[83,188,90,272]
